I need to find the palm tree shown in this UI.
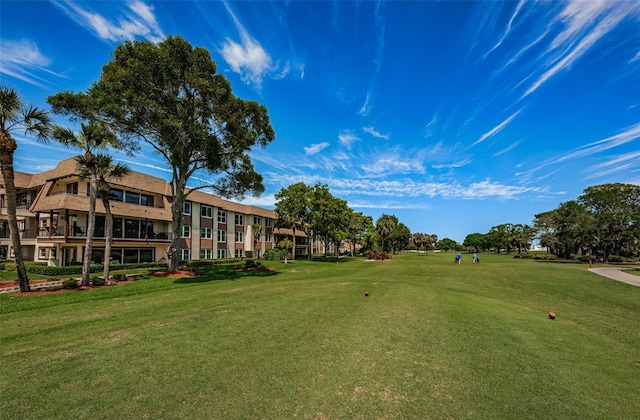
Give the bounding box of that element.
[252,223,263,259]
[91,153,129,282]
[376,214,397,253]
[53,122,118,286]
[0,86,52,292]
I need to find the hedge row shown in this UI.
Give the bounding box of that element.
[23,262,168,276]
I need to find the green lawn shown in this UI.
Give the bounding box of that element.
[1,253,639,419]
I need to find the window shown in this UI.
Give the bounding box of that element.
[140,194,154,207]
[235,231,243,243]
[235,249,243,258]
[218,209,227,223]
[266,234,272,243]
[184,201,191,215]
[179,249,190,260]
[254,216,262,225]
[50,248,57,258]
[125,191,140,205]
[107,188,124,202]
[201,205,212,218]
[217,230,226,242]
[182,225,191,238]
[39,248,46,259]
[66,182,78,195]
[217,249,226,259]
[235,214,244,226]
[200,249,212,259]
[201,227,212,239]
[255,233,261,241]
[125,219,140,238]
[265,219,272,228]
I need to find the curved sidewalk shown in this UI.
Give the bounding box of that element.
[588,267,640,287]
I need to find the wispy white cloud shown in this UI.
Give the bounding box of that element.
[338,130,360,149]
[473,109,522,146]
[52,0,164,43]
[220,33,273,87]
[0,39,67,87]
[522,0,640,98]
[585,150,640,179]
[493,140,521,157]
[484,0,526,59]
[359,150,425,177]
[363,126,389,140]
[359,91,372,116]
[220,1,297,88]
[267,172,545,201]
[304,142,330,155]
[521,122,640,178]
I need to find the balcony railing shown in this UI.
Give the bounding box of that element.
[0,228,37,239]
[36,225,172,241]
[0,199,32,210]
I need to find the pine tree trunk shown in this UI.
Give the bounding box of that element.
[0,135,31,292]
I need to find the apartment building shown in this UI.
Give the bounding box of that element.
[0,158,307,265]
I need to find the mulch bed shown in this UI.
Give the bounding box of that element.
[1,270,196,296]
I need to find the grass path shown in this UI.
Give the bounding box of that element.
[1,253,639,419]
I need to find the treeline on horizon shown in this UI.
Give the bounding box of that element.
[273,181,639,264]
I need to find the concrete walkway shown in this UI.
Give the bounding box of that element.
[588,267,640,287]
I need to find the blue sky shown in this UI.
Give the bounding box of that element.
[1,0,639,243]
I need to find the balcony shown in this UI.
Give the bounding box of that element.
[36,225,172,241]
[0,228,37,239]
[0,198,33,210]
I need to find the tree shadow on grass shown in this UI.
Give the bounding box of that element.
[172,265,278,285]
[310,256,358,263]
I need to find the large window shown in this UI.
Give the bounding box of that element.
[66,182,78,195]
[107,188,124,202]
[235,214,244,226]
[217,249,226,259]
[254,216,262,225]
[182,225,191,238]
[200,249,212,259]
[201,227,212,239]
[266,234,272,243]
[217,230,226,242]
[184,201,192,215]
[201,205,213,218]
[218,210,227,223]
[235,249,243,258]
[125,191,140,205]
[140,194,154,207]
[125,219,140,238]
[235,231,243,243]
[180,249,190,260]
[265,218,272,228]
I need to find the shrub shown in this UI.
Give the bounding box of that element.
[532,253,557,260]
[367,252,389,260]
[62,278,79,289]
[0,262,5,271]
[92,277,105,286]
[112,273,125,281]
[607,255,625,263]
[263,249,290,261]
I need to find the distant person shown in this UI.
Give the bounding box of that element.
[456,253,462,264]
[473,253,478,263]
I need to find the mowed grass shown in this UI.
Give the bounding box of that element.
[1,253,639,419]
